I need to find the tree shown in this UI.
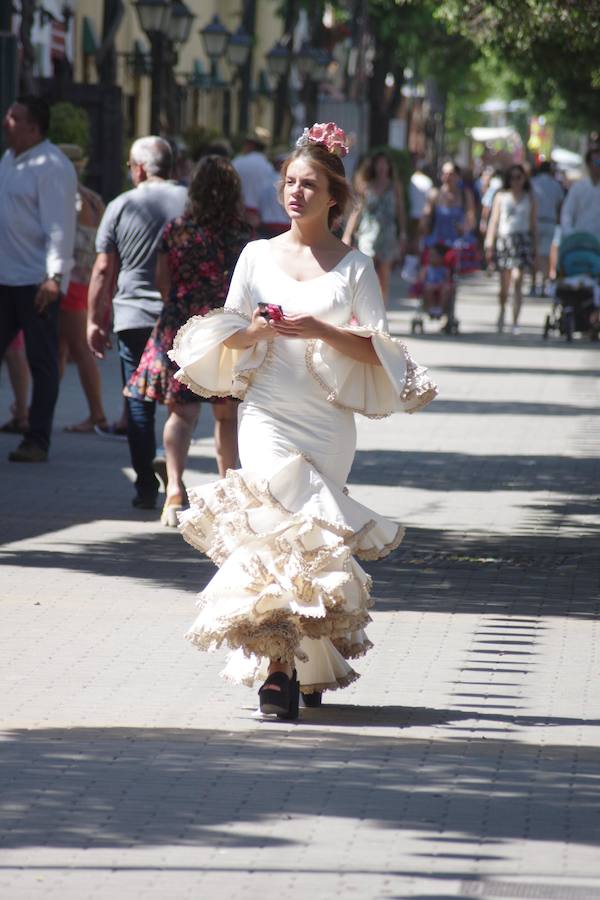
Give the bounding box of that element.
[436,0,600,131]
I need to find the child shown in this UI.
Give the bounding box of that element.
[421,243,454,317]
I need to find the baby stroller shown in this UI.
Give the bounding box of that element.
[409,242,461,335]
[543,232,600,342]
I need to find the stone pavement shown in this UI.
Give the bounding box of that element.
[0,273,599,900]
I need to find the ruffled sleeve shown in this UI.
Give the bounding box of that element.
[168,244,268,399]
[306,254,438,417]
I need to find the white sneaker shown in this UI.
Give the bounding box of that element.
[511,325,520,335]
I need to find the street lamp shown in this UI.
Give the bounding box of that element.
[295,42,316,79]
[134,0,172,134]
[311,48,332,83]
[199,14,232,134]
[134,0,172,35]
[294,42,331,131]
[226,25,252,68]
[265,40,291,79]
[200,14,231,61]
[266,40,292,143]
[135,0,194,134]
[167,1,195,46]
[226,25,253,134]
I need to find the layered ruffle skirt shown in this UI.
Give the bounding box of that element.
[169,308,437,693]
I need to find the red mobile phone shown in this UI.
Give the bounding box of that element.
[258,302,284,320]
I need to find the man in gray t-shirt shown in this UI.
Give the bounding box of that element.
[87,136,187,508]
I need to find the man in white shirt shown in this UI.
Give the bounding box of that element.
[232,127,275,228]
[0,95,77,462]
[561,145,600,240]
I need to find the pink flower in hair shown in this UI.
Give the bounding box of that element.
[308,123,327,143]
[296,122,351,157]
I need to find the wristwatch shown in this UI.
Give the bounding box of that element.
[46,273,63,285]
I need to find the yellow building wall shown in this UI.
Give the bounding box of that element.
[73,0,284,142]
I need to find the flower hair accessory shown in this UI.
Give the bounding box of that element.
[296,122,350,158]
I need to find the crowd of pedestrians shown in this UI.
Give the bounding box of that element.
[1,93,599,504]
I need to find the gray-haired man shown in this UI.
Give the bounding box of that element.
[87,136,187,509]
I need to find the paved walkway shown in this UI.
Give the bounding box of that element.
[1,273,599,899]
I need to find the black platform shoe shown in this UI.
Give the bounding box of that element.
[259,669,300,720]
[301,691,323,708]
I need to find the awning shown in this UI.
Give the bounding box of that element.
[470,126,519,142]
[551,146,583,167]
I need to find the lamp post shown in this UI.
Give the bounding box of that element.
[134,0,194,134]
[266,39,292,143]
[199,13,232,135]
[168,1,195,45]
[134,0,172,134]
[226,24,252,133]
[295,42,331,129]
[165,2,195,136]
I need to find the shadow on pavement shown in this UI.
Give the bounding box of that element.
[0,518,597,619]
[350,449,599,492]
[367,525,598,619]
[436,364,599,378]
[411,399,595,416]
[1,726,599,851]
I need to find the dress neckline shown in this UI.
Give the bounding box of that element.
[263,241,357,284]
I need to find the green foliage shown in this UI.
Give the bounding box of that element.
[435,0,600,131]
[183,124,225,161]
[48,102,90,151]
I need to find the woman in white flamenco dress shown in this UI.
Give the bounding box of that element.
[169,125,437,719]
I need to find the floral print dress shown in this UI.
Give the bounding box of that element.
[127,215,250,404]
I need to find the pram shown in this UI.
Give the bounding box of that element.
[408,241,463,335]
[543,231,600,342]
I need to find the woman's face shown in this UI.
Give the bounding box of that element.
[283,158,334,223]
[441,163,457,188]
[374,155,390,179]
[509,168,525,190]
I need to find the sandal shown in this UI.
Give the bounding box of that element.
[94,421,128,440]
[0,416,29,434]
[259,669,299,720]
[160,496,185,527]
[64,417,108,434]
[153,457,187,504]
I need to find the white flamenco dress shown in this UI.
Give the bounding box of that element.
[169,240,437,694]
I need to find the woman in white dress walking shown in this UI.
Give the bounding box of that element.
[169,123,437,720]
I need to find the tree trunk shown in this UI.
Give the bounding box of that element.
[368,41,402,147]
[18,0,36,94]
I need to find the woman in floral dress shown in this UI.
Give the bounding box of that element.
[126,156,250,525]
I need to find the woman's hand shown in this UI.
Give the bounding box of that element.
[485,247,495,268]
[269,313,328,340]
[223,308,277,349]
[248,306,278,342]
